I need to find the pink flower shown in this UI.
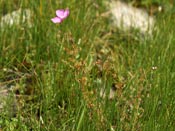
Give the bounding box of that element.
[51,9,69,23]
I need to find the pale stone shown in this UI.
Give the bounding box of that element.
[0,9,33,28]
[0,85,16,115]
[109,1,155,34]
[100,87,116,100]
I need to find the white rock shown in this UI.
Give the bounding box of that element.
[0,85,17,115]
[0,86,8,110]
[109,1,154,34]
[100,87,116,100]
[0,9,33,28]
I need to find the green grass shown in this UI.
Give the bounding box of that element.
[0,0,175,131]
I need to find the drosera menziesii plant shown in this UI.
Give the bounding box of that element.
[51,9,69,24]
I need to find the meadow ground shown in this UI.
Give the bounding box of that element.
[0,0,175,131]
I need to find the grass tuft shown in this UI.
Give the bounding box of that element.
[0,0,175,131]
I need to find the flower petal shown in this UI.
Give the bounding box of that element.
[56,9,65,19]
[51,17,62,23]
[63,9,69,18]
[56,9,69,19]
